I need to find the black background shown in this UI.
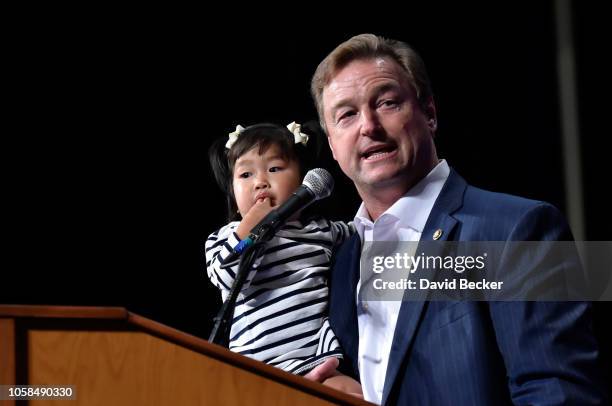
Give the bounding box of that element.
[5,2,610,384]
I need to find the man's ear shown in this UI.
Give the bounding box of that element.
[424,97,438,133]
[327,135,338,160]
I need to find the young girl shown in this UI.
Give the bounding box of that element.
[205,121,360,393]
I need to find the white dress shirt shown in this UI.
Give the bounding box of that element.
[352,160,450,404]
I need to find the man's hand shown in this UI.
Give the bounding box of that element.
[304,357,340,382]
[304,358,363,399]
[322,374,363,399]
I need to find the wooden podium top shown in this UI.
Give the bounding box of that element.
[0,305,371,405]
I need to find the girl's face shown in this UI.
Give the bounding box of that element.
[232,143,301,217]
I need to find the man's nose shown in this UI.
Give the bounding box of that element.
[360,109,383,138]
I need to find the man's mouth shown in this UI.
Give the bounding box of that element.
[361,144,397,161]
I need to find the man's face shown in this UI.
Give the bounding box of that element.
[322,57,437,196]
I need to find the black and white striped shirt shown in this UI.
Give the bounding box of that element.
[205,217,354,374]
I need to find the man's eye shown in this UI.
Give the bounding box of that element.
[239,172,251,178]
[379,99,398,108]
[269,166,284,173]
[338,111,356,122]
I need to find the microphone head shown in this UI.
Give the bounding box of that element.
[302,168,334,200]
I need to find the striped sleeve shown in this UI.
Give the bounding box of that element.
[204,222,259,298]
[329,220,356,248]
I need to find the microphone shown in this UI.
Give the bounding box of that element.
[237,168,334,249]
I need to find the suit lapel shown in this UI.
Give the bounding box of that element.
[381,169,467,405]
[330,233,361,376]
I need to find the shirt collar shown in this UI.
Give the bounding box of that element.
[353,159,450,239]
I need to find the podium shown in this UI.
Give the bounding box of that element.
[0,305,369,405]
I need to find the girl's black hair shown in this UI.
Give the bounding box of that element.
[208,121,324,222]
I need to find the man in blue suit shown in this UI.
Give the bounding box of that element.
[306,34,606,405]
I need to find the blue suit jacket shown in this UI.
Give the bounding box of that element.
[329,169,606,405]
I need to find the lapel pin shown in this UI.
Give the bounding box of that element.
[433,229,443,240]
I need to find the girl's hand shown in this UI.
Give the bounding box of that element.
[235,197,275,239]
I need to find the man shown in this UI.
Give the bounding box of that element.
[306,34,605,405]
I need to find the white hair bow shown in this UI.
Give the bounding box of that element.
[225,125,245,149]
[286,121,309,146]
